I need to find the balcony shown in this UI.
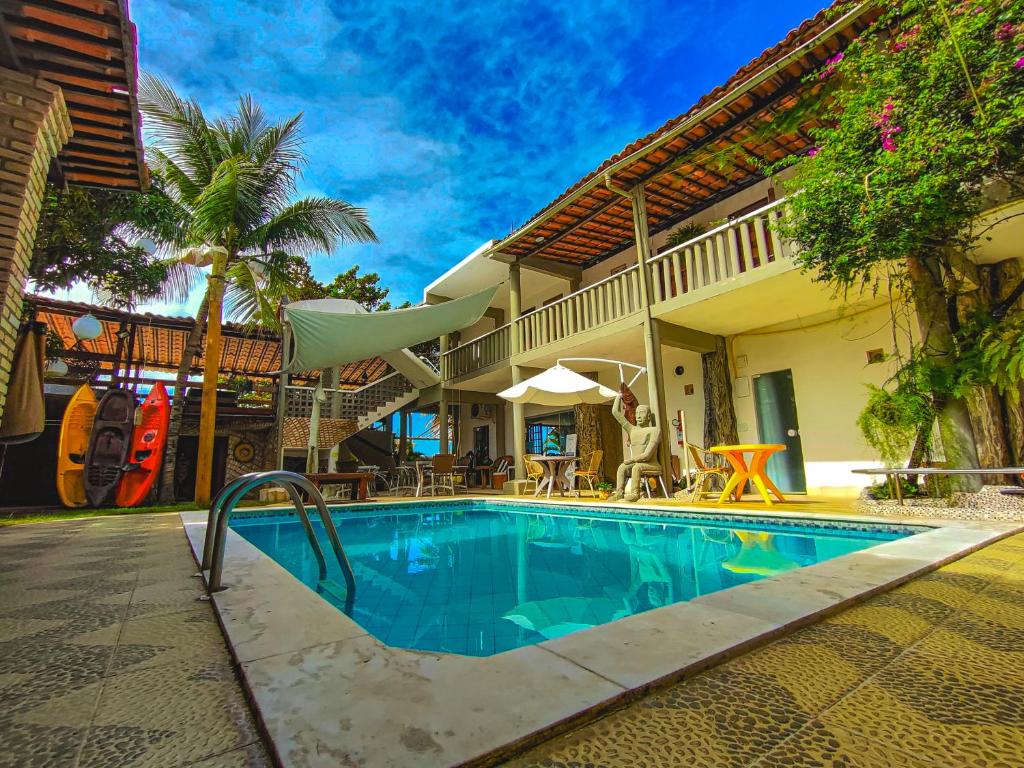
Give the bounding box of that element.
[441,323,511,380]
[441,198,793,382]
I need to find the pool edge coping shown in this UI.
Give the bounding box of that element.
[179,500,1023,768]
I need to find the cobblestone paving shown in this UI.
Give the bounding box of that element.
[508,532,1024,768]
[0,513,271,768]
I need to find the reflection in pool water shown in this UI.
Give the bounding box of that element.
[232,502,912,657]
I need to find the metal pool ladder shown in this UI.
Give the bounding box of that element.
[199,470,356,614]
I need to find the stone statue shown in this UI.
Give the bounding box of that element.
[609,393,662,502]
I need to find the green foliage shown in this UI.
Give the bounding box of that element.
[866,479,921,501]
[857,383,936,466]
[779,0,1024,288]
[286,260,396,310]
[30,183,181,308]
[978,312,1024,399]
[664,221,707,248]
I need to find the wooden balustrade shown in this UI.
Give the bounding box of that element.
[285,371,414,421]
[440,198,792,381]
[441,323,511,380]
[648,198,790,303]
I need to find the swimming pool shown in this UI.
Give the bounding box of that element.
[231,500,917,657]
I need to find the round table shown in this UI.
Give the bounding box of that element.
[709,444,787,505]
[530,455,578,498]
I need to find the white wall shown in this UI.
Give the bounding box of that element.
[730,303,909,496]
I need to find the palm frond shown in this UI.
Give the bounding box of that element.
[188,156,266,246]
[138,74,219,188]
[154,258,205,304]
[244,197,377,255]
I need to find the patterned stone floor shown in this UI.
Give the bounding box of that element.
[0,513,270,768]
[508,531,1024,768]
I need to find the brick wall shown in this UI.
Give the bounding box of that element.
[0,67,72,422]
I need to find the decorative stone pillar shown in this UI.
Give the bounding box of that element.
[0,67,72,422]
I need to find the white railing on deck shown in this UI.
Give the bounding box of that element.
[647,198,790,303]
[440,198,792,380]
[442,323,511,380]
[285,371,413,420]
[516,263,643,353]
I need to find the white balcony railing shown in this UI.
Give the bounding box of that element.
[442,323,511,380]
[516,263,643,352]
[439,198,793,380]
[648,198,790,303]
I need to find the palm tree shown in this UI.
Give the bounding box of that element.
[138,75,377,503]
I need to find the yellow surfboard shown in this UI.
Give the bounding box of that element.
[56,385,98,507]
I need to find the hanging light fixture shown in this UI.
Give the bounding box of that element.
[71,313,102,341]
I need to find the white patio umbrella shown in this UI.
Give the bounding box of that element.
[497,364,616,406]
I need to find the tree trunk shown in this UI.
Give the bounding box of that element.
[994,258,1024,476]
[701,336,739,448]
[906,255,981,490]
[158,292,210,502]
[958,260,1012,480]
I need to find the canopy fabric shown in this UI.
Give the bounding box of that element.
[282,286,499,373]
[0,322,45,444]
[497,364,616,406]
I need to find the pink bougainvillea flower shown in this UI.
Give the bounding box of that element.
[1015,56,1024,69]
[873,100,902,151]
[996,22,1015,40]
[807,147,820,157]
[819,51,844,80]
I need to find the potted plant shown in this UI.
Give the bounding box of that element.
[595,481,614,500]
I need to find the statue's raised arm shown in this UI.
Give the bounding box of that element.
[611,393,629,430]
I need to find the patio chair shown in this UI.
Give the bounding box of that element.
[423,453,457,496]
[573,449,604,496]
[639,467,671,499]
[523,455,545,495]
[686,443,731,501]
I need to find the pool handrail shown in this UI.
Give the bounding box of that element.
[200,470,356,612]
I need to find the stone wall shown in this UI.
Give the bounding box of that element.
[0,68,72,422]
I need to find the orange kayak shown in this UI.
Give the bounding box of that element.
[116,382,171,507]
[56,385,98,507]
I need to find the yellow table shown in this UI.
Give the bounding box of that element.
[710,444,787,506]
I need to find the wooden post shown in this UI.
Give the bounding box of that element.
[306,377,323,473]
[194,248,228,506]
[509,263,527,481]
[439,332,449,454]
[398,407,409,461]
[274,322,291,470]
[628,185,673,489]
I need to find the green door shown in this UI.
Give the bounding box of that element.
[753,369,807,493]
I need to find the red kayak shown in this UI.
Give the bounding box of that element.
[116,382,171,507]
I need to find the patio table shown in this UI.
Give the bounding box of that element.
[302,472,373,501]
[531,455,577,499]
[710,444,787,506]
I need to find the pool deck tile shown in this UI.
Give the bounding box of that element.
[0,513,267,768]
[538,601,783,692]
[240,633,626,767]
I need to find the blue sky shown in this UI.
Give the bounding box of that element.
[124,0,824,312]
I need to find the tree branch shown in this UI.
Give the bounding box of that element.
[992,275,1024,320]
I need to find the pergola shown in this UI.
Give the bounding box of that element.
[0,0,147,189]
[29,295,392,387]
[489,1,876,270]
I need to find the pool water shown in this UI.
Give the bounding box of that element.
[231,501,916,657]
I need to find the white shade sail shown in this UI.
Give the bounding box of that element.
[282,285,498,373]
[497,364,616,406]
